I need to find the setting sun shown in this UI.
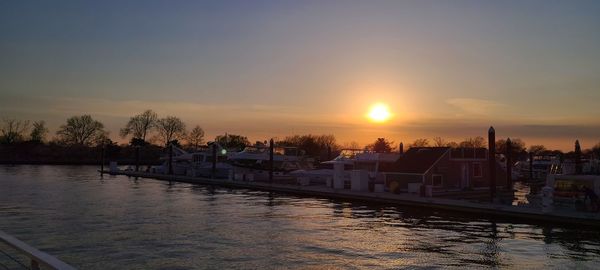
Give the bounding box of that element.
[368,103,392,123]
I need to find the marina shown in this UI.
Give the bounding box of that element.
[3,1,600,269]
[103,169,600,228]
[2,165,599,269]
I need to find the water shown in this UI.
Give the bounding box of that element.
[1,166,599,269]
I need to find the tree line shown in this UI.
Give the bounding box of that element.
[2,110,600,162]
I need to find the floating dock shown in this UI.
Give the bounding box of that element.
[103,170,600,227]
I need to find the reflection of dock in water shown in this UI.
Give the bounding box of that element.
[103,170,600,228]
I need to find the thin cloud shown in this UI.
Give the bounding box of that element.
[446,98,507,116]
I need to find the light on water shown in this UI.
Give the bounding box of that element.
[1,166,600,269]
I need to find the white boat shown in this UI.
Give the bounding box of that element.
[290,149,401,186]
[515,155,561,181]
[151,144,232,177]
[228,144,313,181]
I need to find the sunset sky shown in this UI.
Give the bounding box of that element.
[1,1,599,150]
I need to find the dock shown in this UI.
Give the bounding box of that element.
[103,170,600,227]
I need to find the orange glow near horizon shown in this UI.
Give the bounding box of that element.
[367,103,392,123]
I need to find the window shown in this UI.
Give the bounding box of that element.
[432,174,443,187]
[473,163,483,177]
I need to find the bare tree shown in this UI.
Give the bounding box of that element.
[496,138,526,162]
[156,116,186,146]
[0,119,30,144]
[409,138,430,148]
[187,125,205,150]
[459,136,486,148]
[342,141,361,149]
[446,141,459,148]
[215,133,250,151]
[56,115,105,146]
[29,121,49,143]
[432,137,447,147]
[119,110,157,142]
[316,134,337,150]
[528,145,547,155]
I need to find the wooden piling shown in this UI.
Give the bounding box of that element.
[211,142,217,179]
[506,138,512,190]
[269,138,274,183]
[488,127,496,202]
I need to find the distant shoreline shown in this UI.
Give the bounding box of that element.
[0,143,163,167]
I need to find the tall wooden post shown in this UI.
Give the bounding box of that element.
[168,143,173,175]
[269,138,274,183]
[506,138,512,190]
[211,142,217,178]
[399,142,404,154]
[575,139,582,174]
[488,126,496,202]
[327,145,332,160]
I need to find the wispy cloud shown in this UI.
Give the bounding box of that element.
[446,98,507,116]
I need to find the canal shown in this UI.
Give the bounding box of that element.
[1,165,599,269]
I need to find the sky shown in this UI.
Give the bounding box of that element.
[1,1,600,150]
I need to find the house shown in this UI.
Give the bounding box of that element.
[381,147,508,197]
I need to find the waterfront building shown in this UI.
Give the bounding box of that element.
[382,147,508,199]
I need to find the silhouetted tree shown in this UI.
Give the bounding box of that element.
[120,110,157,143]
[279,134,339,157]
[56,115,105,146]
[446,141,459,148]
[316,134,337,150]
[215,133,250,150]
[592,142,600,158]
[409,138,429,148]
[129,137,150,147]
[459,136,486,148]
[155,116,186,146]
[341,141,361,149]
[496,138,526,163]
[528,145,547,155]
[187,125,205,150]
[367,138,394,153]
[432,137,447,147]
[168,139,182,148]
[29,121,48,143]
[0,119,30,144]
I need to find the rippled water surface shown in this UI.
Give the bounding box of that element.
[1,166,599,269]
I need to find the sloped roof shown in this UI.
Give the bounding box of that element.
[382,147,450,174]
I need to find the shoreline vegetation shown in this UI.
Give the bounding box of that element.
[2,110,600,166]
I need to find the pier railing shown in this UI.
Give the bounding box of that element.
[0,230,76,270]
